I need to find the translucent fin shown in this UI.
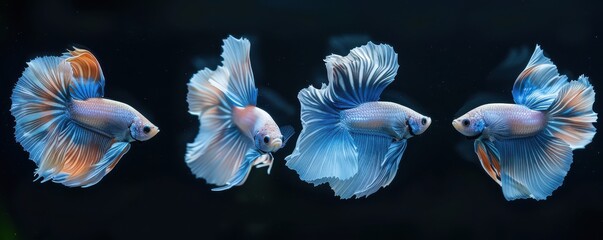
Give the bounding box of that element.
[285,85,358,181]
[546,76,597,149]
[212,149,263,191]
[11,57,72,167]
[279,125,295,147]
[187,67,230,115]
[324,42,398,108]
[209,36,258,107]
[495,134,573,200]
[474,139,502,185]
[328,136,407,199]
[186,65,255,186]
[512,45,568,110]
[35,121,127,187]
[81,142,130,187]
[64,47,105,100]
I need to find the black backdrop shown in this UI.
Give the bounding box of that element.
[1,0,602,239]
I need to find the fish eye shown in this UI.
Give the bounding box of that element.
[263,136,270,144]
[143,126,151,134]
[462,119,470,127]
[421,117,427,125]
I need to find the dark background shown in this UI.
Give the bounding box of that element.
[1,0,602,239]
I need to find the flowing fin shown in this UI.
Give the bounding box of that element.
[212,149,263,191]
[81,142,130,187]
[36,121,129,187]
[186,65,255,186]
[324,42,398,108]
[209,36,258,107]
[494,134,573,200]
[327,136,407,199]
[64,47,105,100]
[474,139,502,185]
[11,57,72,166]
[285,85,358,181]
[546,76,597,149]
[512,45,568,110]
[279,125,295,147]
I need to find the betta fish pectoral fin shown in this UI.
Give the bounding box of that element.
[11,48,158,187]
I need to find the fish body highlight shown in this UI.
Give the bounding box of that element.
[185,36,294,191]
[452,45,597,200]
[11,48,158,187]
[286,42,431,199]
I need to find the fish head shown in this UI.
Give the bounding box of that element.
[406,111,432,137]
[254,124,284,153]
[130,116,159,141]
[452,109,485,138]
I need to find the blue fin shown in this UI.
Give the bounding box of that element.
[546,75,597,149]
[186,62,256,187]
[212,149,264,191]
[285,84,358,181]
[512,45,568,110]
[279,125,295,147]
[209,36,258,107]
[493,134,573,201]
[327,136,407,199]
[324,42,398,108]
[63,48,105,100]
[11,57,72,166]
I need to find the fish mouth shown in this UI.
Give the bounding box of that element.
[271,138,283,150]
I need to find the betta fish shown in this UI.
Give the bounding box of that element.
[11,48,159,187]
[285,42,431,199]
[186,36,294,191]
[452,45,597,201]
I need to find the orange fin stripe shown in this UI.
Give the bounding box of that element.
[66,48,103,82]
[476,143,502,185]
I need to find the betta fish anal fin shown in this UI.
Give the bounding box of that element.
[326,135,407,199]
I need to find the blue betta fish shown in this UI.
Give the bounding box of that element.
[452,45,597,201]
[285,42,431,199]
[11,48,159,187]
[186,36,294,191]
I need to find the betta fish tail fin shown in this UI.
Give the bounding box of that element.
[186,37,262,189]
[546,75,597,149]
[285,85,358,182]
[11,51,131,187]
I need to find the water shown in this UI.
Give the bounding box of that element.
[0,0,602,239]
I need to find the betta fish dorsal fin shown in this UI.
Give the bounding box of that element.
[209,36,258,107]
[512,45,567,111]
[324,42,398,108]
[474,139,502,186]
[65,47,105,100]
